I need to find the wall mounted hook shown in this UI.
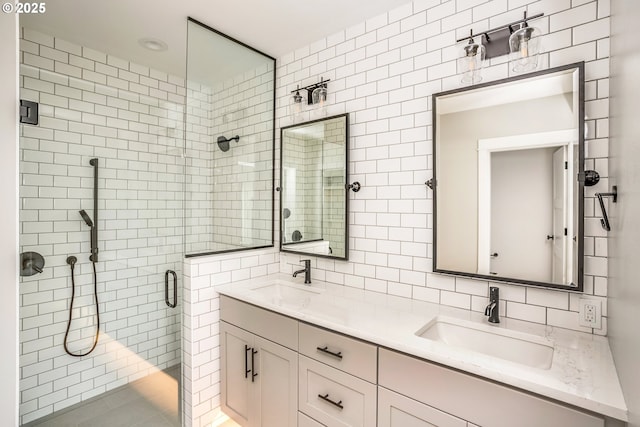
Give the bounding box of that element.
[595,185,618,231]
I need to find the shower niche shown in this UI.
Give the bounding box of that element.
[185,18,276,257]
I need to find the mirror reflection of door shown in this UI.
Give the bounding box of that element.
[551,146,567,284]
[478,130,576,284]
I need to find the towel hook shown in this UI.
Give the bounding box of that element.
[595,186,618,231]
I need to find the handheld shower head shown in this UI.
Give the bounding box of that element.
[79,210,94,227]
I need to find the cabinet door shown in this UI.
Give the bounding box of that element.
[378,387,467,427]
[220,321,253,426]
[253,335,298,427]
[299,355,377,427]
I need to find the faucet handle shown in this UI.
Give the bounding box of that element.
[301,259,311,266]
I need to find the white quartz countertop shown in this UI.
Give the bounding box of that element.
[215,274,628,421]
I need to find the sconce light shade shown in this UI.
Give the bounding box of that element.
[509,23,541,73]
[457,36,485,84]
[291,85,303,120]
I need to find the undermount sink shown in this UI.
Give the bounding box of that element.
[415,316,554,370]
[251,282,323,307]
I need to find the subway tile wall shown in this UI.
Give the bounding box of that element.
[185,80,216,254]
[210,64,275,250]
[185,63,274,255]
[276,0,611,335]
[19,29,185,424]
[182,250,279,427]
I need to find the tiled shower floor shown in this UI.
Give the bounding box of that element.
[23,366,181,427]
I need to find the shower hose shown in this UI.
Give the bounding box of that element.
[63,256,100,357]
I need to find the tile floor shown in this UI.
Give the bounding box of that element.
[24,366,181,427]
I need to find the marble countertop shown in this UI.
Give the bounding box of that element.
[215,273,628,421]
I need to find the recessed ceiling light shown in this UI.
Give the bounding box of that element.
[138,38,168,52]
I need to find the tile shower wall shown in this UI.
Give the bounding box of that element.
[282,131,323,244]
[185,80,216,254]
[210,65,274,250]
[276,0,611,335]
[185,65,274,254]
[18,29,187,424]
[182,251,279,427]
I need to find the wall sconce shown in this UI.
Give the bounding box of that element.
[291,85,303,119]
[509,12,542,73]
[290,77,330,118]
[456,11,543,83]
[457,30,485,84]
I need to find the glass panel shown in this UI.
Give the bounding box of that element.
[18,30,184,426]
[185,19,275,256]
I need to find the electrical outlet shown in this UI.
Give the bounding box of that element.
[579,298,602,329]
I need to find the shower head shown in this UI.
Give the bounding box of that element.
[217,135,240,152]
[79,210,94,227]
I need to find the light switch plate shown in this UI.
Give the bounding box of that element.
[578,298,602,329]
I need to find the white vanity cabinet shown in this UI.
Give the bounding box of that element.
[219,293,622,427]
[298,323,377,426]
[379,348,606,427]
[378,386,468,427]
[220,296,298,427]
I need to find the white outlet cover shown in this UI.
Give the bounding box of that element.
[578,298,602,329]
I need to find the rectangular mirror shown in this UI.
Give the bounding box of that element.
[433,63,584,290]
[280,114,349,259]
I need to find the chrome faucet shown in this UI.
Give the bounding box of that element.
[293,259,311,284]
[484,286,500,323]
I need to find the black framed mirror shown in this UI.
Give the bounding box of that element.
[432,62,585,291]
[280,114,349,260]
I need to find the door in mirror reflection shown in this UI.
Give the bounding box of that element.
[280,114,349,260]
[433,63,584,290]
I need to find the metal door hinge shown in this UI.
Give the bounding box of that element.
[20,100,39,125]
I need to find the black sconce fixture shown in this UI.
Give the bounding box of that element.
[456,11,543,83]
[290,77,330,119]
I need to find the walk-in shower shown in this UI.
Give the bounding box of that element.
[17,11,275,427]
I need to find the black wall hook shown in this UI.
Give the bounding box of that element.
[595,185,618,231]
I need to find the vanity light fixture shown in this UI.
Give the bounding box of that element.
[509,11,542,73]
[457,30,485,85]
[456,11,544,82]
[290,77,331,116]
[291,85,304,119]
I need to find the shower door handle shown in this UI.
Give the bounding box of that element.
[165,270,177,308]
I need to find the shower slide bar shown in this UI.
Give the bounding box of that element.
[165,270,177,308]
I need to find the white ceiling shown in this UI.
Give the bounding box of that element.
[21,0,412,79]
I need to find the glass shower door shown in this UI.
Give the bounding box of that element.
[18,26,184,426]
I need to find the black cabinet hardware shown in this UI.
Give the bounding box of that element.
[251,349,258,382]
[245,345,251,378]
[318,393,344,410]
[316,346,343,360]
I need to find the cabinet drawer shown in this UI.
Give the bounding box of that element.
[378,386,466,427]
[299,322,377,383]
[298,411,325,427]
[220,295,298,350]
[299,355,376,427]
[379,348,605,427]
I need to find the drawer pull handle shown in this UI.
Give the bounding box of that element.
[245,345,251,378]
[318,393,344,410]
[316,346,343,360]
[251,349,258,382]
